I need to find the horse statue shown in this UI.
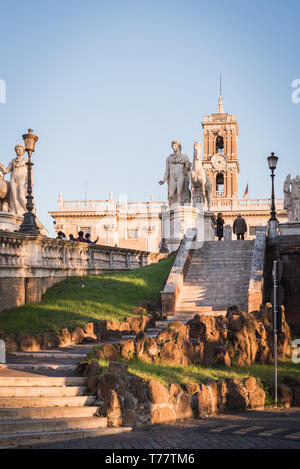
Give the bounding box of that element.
[0,170,10,212]
[190,142,211,211]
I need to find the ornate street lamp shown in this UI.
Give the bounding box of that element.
[267,152,278,222]
[19,129,40,235]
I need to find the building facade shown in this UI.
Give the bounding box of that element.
[49,98,287,250]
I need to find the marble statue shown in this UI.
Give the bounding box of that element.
[191,142,211,211]
[283,174,300,222]
[0,172,10,211]
[159,141,191,205]
[0,144,28,216]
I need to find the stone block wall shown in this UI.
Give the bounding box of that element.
[265,235,300,334]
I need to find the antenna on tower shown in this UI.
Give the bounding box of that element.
[217,73,224,113]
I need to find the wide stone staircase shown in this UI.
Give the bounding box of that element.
[0,350,134,448]
[175,240,255,316]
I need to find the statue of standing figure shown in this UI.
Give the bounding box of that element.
[0,144,28,216]
[191,142,212,211]
[159,141,191,205]
[283,174,300,222]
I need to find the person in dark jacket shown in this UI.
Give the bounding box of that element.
[159,238,169,253]
[69,234,76,241]
[216,213,224,241]
[233,214,247,240]
[85,233,99,244]
[76,231,86,242]
[56,231,66,240]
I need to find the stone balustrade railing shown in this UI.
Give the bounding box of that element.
[211,198,284,211]
[0,232,165,312]
[58,200,166,213]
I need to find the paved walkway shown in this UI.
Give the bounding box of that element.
[25,409,300,449]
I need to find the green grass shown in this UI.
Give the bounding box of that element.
[0,256,174,335]
[87,353,300,389]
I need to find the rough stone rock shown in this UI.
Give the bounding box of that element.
[169,383,193,420]
[3,333,17,353]
[83,322,98,342]
[18,333,42,352]
[97,361,150,427]
[160,341,182,365]
[185,383,200,397]
[195,382,218,418]
[95,344,120,361]
[156,322,188,346]
[95,320,122,340]
[59,328,72,347]
[150,405,176,424]
[243,377,265,410]
[132,306,147,315]
[119,340,135,359]
[97,372,119,401]
[135,331,146,357]
[217,380,228,412]
[41,332,59,350]
[106,390,123,427]
[71,327,85,345]
[148,380,169,405]
[86,360,101,394]
[187,316,207,343]
[108,361,128,375]
[226,378,248,411]
[144,337,159,357]
[278,384,294,408]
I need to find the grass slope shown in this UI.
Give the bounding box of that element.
[0,256,174,335]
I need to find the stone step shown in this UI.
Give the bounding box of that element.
[0,364,77,372]
[9,352,86,360]
[175,310,227,317]
[0,426,132,449]
[0,386,87,397]
[0,377,87,387]
[0,396,96,408]
[0,416,107,435]
[0,406,100,420]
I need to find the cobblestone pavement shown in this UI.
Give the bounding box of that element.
[26,408,300,449]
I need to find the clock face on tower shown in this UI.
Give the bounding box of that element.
[211,153,227,170]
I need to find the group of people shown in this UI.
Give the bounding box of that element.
[216,213,247,241]
[56,231,99,244]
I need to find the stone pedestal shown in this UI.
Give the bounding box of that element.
[0,212,23,232]
[268,219,279,239]
[162,204,215,252]
[224,224,232,241]
[279,222,300,236]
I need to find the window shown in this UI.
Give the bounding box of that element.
[216,136,224,153]
[249,226,257,236]
[127,229,138,240]
[216,173,224,193]
[79,226,92,235]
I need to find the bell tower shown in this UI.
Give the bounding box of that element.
[202,95,239,201]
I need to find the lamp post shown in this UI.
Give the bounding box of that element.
[19,129,40,235]
[267,152,279,238]
[267,152,278,221]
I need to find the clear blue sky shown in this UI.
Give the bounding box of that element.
[0,0,299,235]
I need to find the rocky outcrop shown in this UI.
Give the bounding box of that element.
[80,360,266,427]
[91,307,291,368]
[0,313,154,353]
[96,362,151,427]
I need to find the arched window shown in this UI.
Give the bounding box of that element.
[216,136,224,153]
[216,173,224,194]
